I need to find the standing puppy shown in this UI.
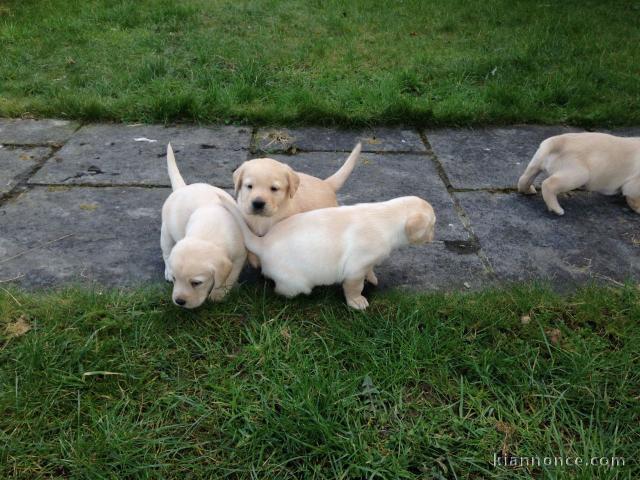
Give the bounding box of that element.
[221,195,435,310]
[234,143,362,236]
[518,132,640,215]
[161,144,246,308]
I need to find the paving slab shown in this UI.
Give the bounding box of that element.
[0,147,51,195]
[426,126,583,190]
[30,124,250,187]
[0,118,79,145]
[256,127,425,153]
[456,191,640,286]
[600,127,640,137]
[371,242,491,291]
[269,151,469,241]
[0,187,168,288]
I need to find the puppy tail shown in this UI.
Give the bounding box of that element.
[167,143,187,191]
[324,142,361,192]
[517,139,551,194]
[218,195,263,256]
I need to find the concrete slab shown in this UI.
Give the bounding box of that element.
[256,127,425,153]
[30,124,251,187]
[456,191,640,286]
[0,147,51,195]
[600,127,640,138]
[426,126,583,190]
[269,151,469,241]
[372,242,491,291]
[0,118,79,145]
[0,187,168,287]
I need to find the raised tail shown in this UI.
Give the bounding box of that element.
[517,138,552,194]
[167,143,187,191]
[218,195,264,256]
[324,142,362,192]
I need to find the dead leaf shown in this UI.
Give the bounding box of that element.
[520,314,531,325]
[66,57,76,65]
[546,328,562,345]
[263,130,293,147]
[364,137,381,145]
[79,203,97,211]
[5,315,31,338]
[19,154,31,161]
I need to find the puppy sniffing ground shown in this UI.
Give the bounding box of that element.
[221,195,436,310]
[518,132,640,215]
[160,144,246,308]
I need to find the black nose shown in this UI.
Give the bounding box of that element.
[174,298,186,306]
[252,199,266,210]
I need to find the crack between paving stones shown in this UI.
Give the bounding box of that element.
[418,130,497,277]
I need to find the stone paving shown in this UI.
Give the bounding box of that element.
[1,118,638,292]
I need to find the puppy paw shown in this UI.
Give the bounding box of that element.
[549,207,565,216]
[365,270,378,286]
[209,288,227,302]
[248,252,261,269]
[528,185,537,194]
[347,295,369,310]
[164,267,173,282]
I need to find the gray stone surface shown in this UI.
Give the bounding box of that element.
[30,124,250,187]
[256,127,425,153]
[0,147,51,195]
[0,187,168,287]
[372,242,491,291]
[0,118,79,145]
[456,191,640,285]
[269,151,469,241]
[601,127,640,138]
[426,126,583,190]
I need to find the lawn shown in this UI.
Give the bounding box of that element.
[1,0,639,126]
[1,284,638,478]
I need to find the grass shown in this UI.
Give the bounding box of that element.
[0,0,639,127]
[1,283,638,479]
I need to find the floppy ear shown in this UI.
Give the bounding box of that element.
[213,257,233,285]
[287,167,300,199]
[405,212,435,244]
[232,165,245,194]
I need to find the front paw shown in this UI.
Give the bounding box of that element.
[209,288,227,302]
[347,295,369,310]
[164,266,173,282]
[248,252,261,269]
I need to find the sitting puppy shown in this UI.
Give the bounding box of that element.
[518,132,640,215]
[221,195,435,310]
[234,142,362,267]
[161,144,246,308]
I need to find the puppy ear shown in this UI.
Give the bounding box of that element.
[287,167,300,199]
[232,165,245,194]
[405,212,435,244]
[214,257,233,285]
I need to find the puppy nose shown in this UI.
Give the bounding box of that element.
[174,298,186,306]
[252,199,266,210]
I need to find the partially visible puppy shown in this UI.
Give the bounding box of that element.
[234,143,362,236]
[161,144,246,308]
[221,195,435,310]
[518,132,640,215]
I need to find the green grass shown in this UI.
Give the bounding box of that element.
[0,0,639,126]
[1,284,638,479]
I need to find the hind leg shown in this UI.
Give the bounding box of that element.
[623,178,640,213]
[343,277,368,310]
[365,268,378,286]
[541,169,589,216]
[517,164,541,194]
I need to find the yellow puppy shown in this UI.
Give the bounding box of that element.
[518,132,640,215]
[221,195,436,310]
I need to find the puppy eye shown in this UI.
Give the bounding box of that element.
[246,184,253,190]
[270,186,279,192]
[190,280,202,288]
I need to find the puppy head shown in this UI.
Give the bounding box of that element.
[168,239,231,309]
[404,198,436,244]
[233,158,300,217]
